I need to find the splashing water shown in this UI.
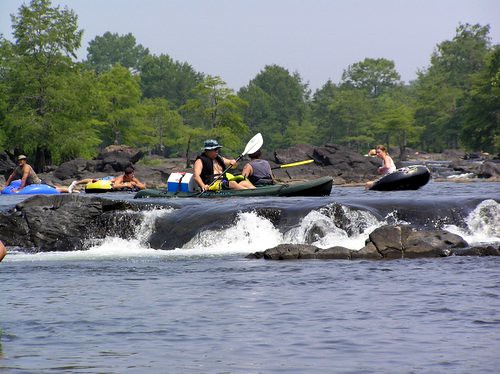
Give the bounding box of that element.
[9,208,175,261]
[284,204,381,249]
[444,199,500,245]
[176,211,283,256]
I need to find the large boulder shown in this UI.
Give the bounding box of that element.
[477,160,500,179]
[272,144,380,183]
[0,195,141,251]
[96,145,144,172]
[248,225,475,260]
[362,225,468,259]
[53,158,97,180]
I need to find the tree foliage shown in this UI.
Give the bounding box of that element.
[0,0,100,169]
[86,31,149,73]
[180,76,249,152]
[95,65,142,146]
[1,0,497,172]
[239,64,310,149]
[341,58,401,97]
[140,54,203,108]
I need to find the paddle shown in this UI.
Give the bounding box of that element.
[199,133,264,195]
[272,159,314,170]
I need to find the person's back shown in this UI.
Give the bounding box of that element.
[243,150,274,185]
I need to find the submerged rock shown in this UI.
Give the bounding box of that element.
[247,225,497,261]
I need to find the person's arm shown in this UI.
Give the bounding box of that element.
[111,176,125,189]
[222,157,237,169]
[193,159,209,191]
[131,177,146,190]
[241,163,253,178]
[19,165,30,189]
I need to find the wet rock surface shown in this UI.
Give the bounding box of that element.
[247,225,498,261]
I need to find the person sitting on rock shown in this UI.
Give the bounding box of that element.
[193,139,255,191]
[242,150,275,185]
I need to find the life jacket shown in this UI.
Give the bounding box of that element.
[196,153,227,185]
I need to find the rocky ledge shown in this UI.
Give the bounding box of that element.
[0,195,498,260]
[247,225,500,260]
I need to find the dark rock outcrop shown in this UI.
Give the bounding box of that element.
[272,144,380,184]
[96,144,144,172]
[0,151,16,180]
[478,160,500,179]
[247,224,485,261]
[0,195,147,252]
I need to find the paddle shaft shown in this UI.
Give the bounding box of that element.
[272,159,314,169]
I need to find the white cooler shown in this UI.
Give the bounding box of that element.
[167,172,198,192]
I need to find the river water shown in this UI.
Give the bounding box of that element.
[1,181,499,373]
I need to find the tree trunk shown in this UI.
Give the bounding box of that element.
[185,135,192,168]
[34,146,51,173]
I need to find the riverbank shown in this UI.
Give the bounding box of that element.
[1,145,499,189]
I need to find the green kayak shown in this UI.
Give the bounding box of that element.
[134,176,333,199]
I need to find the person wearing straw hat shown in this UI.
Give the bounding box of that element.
[5,155,72,193]
[5,155,42,190]
[193,139,254,191]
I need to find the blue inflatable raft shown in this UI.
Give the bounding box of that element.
[1,179,60,195]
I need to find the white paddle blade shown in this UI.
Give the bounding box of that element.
[242,133,263,156]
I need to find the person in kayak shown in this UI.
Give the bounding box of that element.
[5,155,72,193]
[242,150,274,185]
[193,139,255,191]
[365,145,397,189]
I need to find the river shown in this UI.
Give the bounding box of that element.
[1,180,499,373]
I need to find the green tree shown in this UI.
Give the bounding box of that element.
[239,64,310,149]
[460,46,500,153]
[341,58,401,97]
[310,80,338,144]
[141,97,187,156]
[140,54,203,108]
[414,23,492,151]
[86,32,149,73]
[327,88,375,151]
[372,89,422,159]
[96,65,142,146]
[180,76,249,152]
[1,0,99,169]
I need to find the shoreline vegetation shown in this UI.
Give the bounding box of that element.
[0,0,498,178]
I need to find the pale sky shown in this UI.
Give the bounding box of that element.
[1,0,499,91]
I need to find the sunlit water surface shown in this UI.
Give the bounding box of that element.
[1,181,499,373]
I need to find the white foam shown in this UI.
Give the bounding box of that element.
[444,199,500,245]
[284,205,381,250]
[7,208,174,262]
[170,211,283,256]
